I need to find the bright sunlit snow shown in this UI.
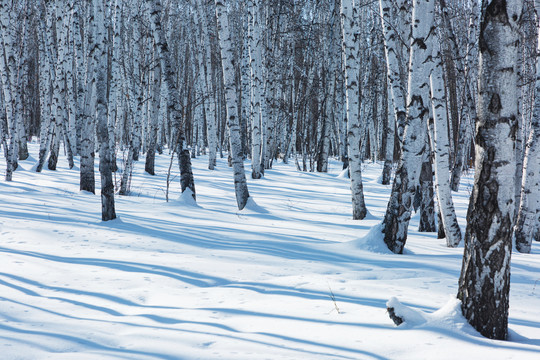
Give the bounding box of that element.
[1,142,539,359]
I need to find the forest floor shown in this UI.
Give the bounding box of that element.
[1,142,540,359]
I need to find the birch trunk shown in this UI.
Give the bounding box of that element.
[514,0,540,253]
[450,0,479,191]
[0,0,19,180]
[215,0,250,210]
[382,82,395,185]
[49,0,75,170]
[147,0,196,199]
[37,2,58,172]
[340,0,367,220]
[379,0,408,144]
[515,112,540,253]
[92,0,116,221]
[80,2,96,194]
[428,40,462,247]
[36,10,52,173]
[418,155,436,232]
[195,0,217,170]
[381,0,434,254]
[248,0,263,178]
[458,0,522,340]
[145,53,161,176]
[108,0,123,173]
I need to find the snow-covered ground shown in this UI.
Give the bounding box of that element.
[1,143,539,360]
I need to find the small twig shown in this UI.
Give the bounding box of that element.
[328,283,341,314]
[166,150,176,203]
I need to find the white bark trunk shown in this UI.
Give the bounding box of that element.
[379,0,408,143]
[0,0,19,180]
[196,0,218,170]
[428,41,462,248]
[381,0,434,254]
[147,0,196,198]
[515,0,540,253]
[458,0,522,341]
[248,0,263,178]
[340,0,367,220]
[93,0,116,221]
[215,0,250,210]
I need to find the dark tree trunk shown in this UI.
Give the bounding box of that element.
[418,158,436,232]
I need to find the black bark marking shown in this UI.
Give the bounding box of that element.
[488,93,502,114]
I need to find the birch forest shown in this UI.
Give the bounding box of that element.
[1,0,539,345]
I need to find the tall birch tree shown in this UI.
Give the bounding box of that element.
[514,0,540,253]
[381,0,434,254]
[92,0,116,221]
[428,34,462,248]
[215,0,250,210]
[147,0,196,199]
[340,0,367,220]
[457,0,522,340]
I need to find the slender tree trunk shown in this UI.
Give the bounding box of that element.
[381,0,434,254]
[108,0,123,173]
[0,0,19,180]
[514,0,540,253]
[450,0,479,191]
[36,10,52,173]
[248,0,264,178]
[145,58,161,176]
[382,83,395,185]
[92,0,116,221]
[195,0,218,170]
[428,38,462,247]
[379,0,408,144]
[340,0,367,220]
[418,155,436,232]
[147,0,196,199]
[215,0,250,210]
[79,0,96,193]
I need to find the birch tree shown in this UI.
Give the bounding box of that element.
[514,0,540,254]
[381,0,434,254]
[108,0,123,173]
[92,0,116,221]
[147,0,196,199]
[450,0,479,192]
[0,0,20,180]
[79,0,95,194]
[457,0,522,340]
[340,0,367,220]
[247,0,264,179]
[215,0,250,210]
[428,34,462,248]
[195,0,218,171]
[379,0,409,142]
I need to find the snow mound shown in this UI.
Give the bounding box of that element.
[337,167,349,179]
[98,216,124,227]
[241,197,269,214]
[387,296,427,326]
[347,223,392,254]
[29,162,40,172]
[387,296,471,334]
[171,188,200,208]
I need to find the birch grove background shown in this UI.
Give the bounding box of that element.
[1,0,539,343]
